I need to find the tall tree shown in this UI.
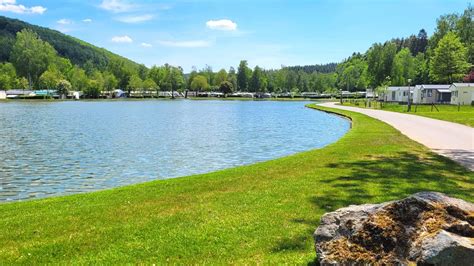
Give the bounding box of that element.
[249,66,266,93]
[415,29,429,55]
[103,71,118,91]
[10,29,58,88]
[237,60,251,91]
[413,53,430,84]
[336,57,368,91]
[391,48,416,85]
[367,42,397,87]
[129,74,143,91]
[456,5,473,64]
[219,81,234,96]
[215,69,228,86]
[429,32,469,83]
[38,67,62,90]
[190,75,209,92]
[0,63,18,90]
[69,66,88,92]
[227,67,238,92]
[56,79,72,98]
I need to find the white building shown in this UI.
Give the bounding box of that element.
[0,90,6,99]
[412,84,451,104]
[385,86,412,102]
[450,83,474,105]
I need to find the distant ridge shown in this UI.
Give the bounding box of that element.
[0,16,143,71]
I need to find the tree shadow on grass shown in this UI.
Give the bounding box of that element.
[271,151,473,262]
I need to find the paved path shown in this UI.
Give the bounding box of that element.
[319,102,474,171]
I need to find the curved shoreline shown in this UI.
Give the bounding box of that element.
[0,104,472,264]
[306,104,353,128]
[0,101,349,202]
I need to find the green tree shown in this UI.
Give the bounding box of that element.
[56,79,72,98]
[391,48,416,86]
[215,69,228,86]
[143,78,158,91]
[413,53,430,84]
[429,32,469,83]
[199,65,214,86]
[186,67,198,90]
[69,66,88,92]
[249,66,266,93]
[227,67,238,92]
[456,5,473,64]
[103,71,118,91]
[84,71,104,98]
[237,60,251,91]
[16,77,29,90]
[336,57,368,91]
[219,81,234,96]
[129,74,143,95]
[10,29,57,88]
[190,75,209,92]
[169,67,185,92]
[39,67,62,90]
[0,63,18,90]
[367,42,397,87]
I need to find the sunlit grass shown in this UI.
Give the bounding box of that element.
[340,100,474,127]
[0,104,472,264]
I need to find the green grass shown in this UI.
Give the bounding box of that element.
[340,100,474,127]
[0,104,472,264]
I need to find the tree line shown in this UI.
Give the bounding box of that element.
[335,6,472,92]
[0,6,472,98]
[186,6,472,95]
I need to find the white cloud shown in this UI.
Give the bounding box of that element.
[116,14,153,23]
[158,40,211,48]
[111,35,133,43]
[206,19,237,31]
[0,0,46,14]
[141,42,152,48]
[82,18,92,23]
[57,19,72,25]
[100,0,134,13]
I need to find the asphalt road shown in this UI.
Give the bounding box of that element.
[319,102,474,171]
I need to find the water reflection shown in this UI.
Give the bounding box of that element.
[0,100,349,201]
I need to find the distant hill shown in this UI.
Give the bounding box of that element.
[284,63,338,74]
[0,16,142,71]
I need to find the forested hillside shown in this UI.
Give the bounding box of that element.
[0,16,184,98]
[0,16,139,71]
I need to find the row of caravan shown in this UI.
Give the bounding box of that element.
[383,83,474,105]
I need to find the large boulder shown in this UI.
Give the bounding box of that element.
[313,192,474,265]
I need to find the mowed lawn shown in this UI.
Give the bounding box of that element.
[340,100,474,127]
[0,104,472,264]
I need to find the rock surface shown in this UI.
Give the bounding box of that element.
[313,192,474,265]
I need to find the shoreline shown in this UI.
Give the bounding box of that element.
[0,103,471,264]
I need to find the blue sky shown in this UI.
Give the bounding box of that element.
[0,0,469,72]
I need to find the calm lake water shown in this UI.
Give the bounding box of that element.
[0,100,349,201]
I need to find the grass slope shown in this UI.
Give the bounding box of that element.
[340,100,474,127]
[0,104,472,264]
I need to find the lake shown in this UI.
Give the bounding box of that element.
[0,100,350,201]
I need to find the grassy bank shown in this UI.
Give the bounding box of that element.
[0,104,472,264]
[340,100,474,127]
